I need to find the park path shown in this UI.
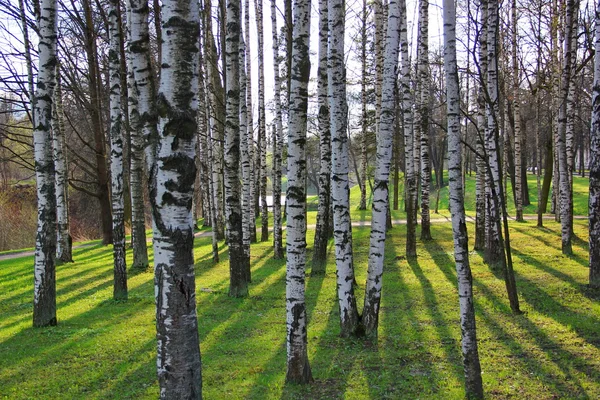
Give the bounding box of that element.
[0,214,588,262]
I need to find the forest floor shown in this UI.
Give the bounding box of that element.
[1,216,598,399]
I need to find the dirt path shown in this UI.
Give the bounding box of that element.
[0,214,588,262]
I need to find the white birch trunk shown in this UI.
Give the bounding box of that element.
[474,0,487,252]
[312,0,331,270]
[557,0,577,255]
[400,0,416,257]
[18,0,35,125]
[128,0,159,174]
[125,3,149,270]
[255,0,269,242]
[204,1,226,241]
[512,0,523,222]
[52,65,72,263]
[244,0,257,243]
[108,0,127,300]
[443,1,484,396]
[285,0,312,383]
[33,0,58,328]
[589,0,600,289]
[153,0,202,397]
[358,0,368,211]
[363,0,401,338]
[270,0,284,259]
[240,31,253,280]
[417,0,431,240]
[225,0,250,297]
[484,0,504,267]
[329,0,360,337]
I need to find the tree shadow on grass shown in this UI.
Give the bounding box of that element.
[472,277,598,398]
[0,278,157,397]
[406,248,465,386]
[511,225,588,268]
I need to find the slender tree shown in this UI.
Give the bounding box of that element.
[108,0,127,300]
[444,0,484,396]
[484,0,504,267]
[285,0,313,383]
[33,0,58,328]
[225,0,249,297]
[557,0,578,255]
[400,0,416,257]
[125,2,149,270]
[417,0,432,240]
[474,0,487,252]
[363,0,401,339]
[270,0,284,259]
[512,0,524,222]
[589,0,600,289]
[52,64,73,263]
[240,29,253,280]
[244,0,257,243]
[152,0,202,397]
[311,0,331,271]
[255,0,269,242]
[329,0,361,337]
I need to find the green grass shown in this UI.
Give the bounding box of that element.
[1,218,599,399]
[308,173,590,223]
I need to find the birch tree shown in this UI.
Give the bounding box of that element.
[255,0,269,242]
[270,0,284,259]
[108,0,127,300]
[128,0,159,198]
[512,0,524,222]
[417,0,432,241]
[590,0,600,289]
[363,0,400,338]
[557,0,578,255]
[240,29,253,277]
[125,2,149,271]
[444,0,484,396]
[52,65,73,263]
[400,0,416,257]
[285,0,313,383]
[484,0,503,267]
[33,0,58,328]
[153,0,202,396]
[312,0,331,271]
[329,0,360,337]
[244,0,257,243]
[474,0,487,252]
[225,0,250,297]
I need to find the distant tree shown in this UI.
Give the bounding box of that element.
[52,65,73,263]
[152,0,202,397]
[32,0,58,328]
[270,0,284,259]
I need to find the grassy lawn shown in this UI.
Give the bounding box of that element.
[1,217,599,399]
[305,173,590,224]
